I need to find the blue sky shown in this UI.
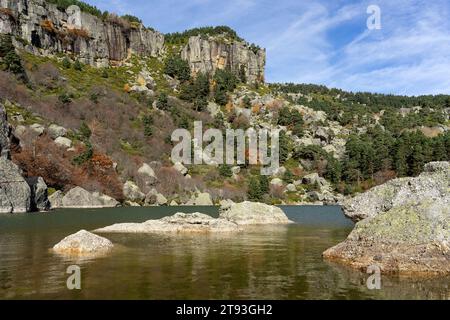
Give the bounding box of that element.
[85,0,450,96]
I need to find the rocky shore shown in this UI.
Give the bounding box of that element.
[324,162,450,276]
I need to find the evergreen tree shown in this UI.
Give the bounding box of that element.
[219,165,233,178]
[247,177,262,201]
[164,55,191,81]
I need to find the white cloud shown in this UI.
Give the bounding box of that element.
[268,0,450,95]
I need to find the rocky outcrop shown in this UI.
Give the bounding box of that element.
[48,124,67,139]
[53,230,114,256]
[50,186,120,209]
[323,196,450,275]
[324,162,450,275]
[26,176,50,211]
[219,201,293,225]
[137,163,157,186]
[0,157,31,213]
[144,188,168,206]
[0,1,266,82]
[95,212,242,234]
[342,162,450,222]
[181,35,265,84]
[0,0,164,67]
[123,180,145,202]
[1,103,49,213]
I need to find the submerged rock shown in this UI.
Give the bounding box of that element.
[96,212,241,234]
[324,162,450,276]
[53,230,114,256]
[219,201,293,225]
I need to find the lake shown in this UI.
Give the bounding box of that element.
[0,206,448,300]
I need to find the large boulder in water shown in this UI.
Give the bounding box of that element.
[342,162,450,222]
[219,201,293,225]
[0,158,31,213]
[324,162,450,276]
[53,230,114,256]
[95,212,241,234]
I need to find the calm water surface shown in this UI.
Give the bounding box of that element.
[0,206,448,300]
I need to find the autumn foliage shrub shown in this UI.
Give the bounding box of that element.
[12,135,124,201]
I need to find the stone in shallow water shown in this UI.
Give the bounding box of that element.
[53,230,114,255]
[95,212,242,234]
[219,201,293,225]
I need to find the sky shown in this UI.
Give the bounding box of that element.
[85,0,450,96]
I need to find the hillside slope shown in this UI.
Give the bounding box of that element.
[0,0,449,209]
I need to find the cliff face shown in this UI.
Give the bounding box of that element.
[181,35,266,83]
[0,102,11,159]
[0,0,266,82]
[0,0,165,66]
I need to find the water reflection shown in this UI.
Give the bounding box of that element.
[0,207,449,300]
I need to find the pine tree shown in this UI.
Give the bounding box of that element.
[247,177,262,201]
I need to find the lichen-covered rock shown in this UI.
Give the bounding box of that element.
[342,162,450,222]
[53,230,114,256]
[219,201,293,225]
[96,212,242,234]
[323,196,450,275]
[0,157,31,213]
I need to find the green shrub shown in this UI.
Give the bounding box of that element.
[62,57,71,69]
[58,93,73,105]
[219,164,233,178]
[142,114,154,137]
[73,60,83,71]
[156,92,169,110]
[164,55,191,81]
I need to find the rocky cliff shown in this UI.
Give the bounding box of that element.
[0,0,164,66]
[0,0,265,82]
[181,35,265,84]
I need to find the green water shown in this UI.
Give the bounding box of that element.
[0,206,448,300]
